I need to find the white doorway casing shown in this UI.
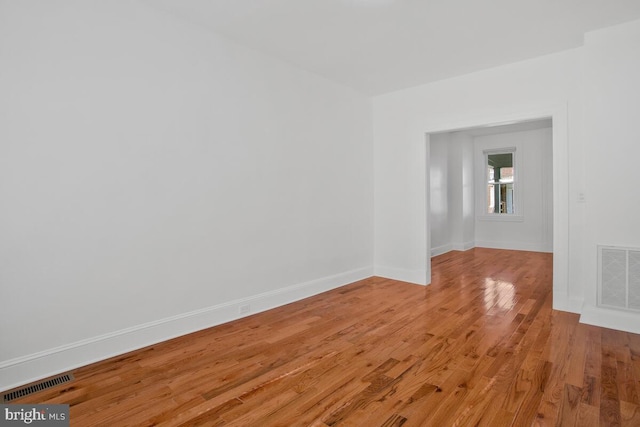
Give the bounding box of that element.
[422,105,572,313]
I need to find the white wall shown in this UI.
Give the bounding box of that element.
[0,1,373,390]
[373,47,582,306]
[474,127,553,252]
[579,19,640,332]
[373,17,640,334]
[428,134,451,255]
[450,132,475,252]
[429,131,474,257]
[461,135,476,250]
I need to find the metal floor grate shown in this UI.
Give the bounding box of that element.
[3,373,74,402]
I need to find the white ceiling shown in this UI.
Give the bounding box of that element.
[148,0,640,95]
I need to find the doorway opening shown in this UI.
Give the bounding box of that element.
[423,110,569,312]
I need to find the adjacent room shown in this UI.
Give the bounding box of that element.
[2,1,640,425]
[428,119,553,259]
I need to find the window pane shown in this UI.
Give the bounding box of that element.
[500,167,513,182]
[487,183,495,213]
[486,152,514,214]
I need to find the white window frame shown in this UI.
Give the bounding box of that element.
[477,147,523,222]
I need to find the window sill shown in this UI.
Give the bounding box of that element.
[477,214,524,222]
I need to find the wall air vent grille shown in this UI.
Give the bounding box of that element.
[599,245,640,311]
[3,373,74,402]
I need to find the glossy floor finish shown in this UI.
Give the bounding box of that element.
[10,248,640,426]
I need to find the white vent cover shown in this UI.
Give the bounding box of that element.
[598,245,640,311]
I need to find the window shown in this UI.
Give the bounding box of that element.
[486,150,515,214]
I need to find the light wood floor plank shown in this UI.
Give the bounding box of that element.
[8,248,640,425]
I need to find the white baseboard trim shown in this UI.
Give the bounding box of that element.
[431,242,475,257]
[475,240,552,253]
[552,296,583,314]
[374,265,427,286]
[579,304,640,335]
[430,243,453,257]
[452,241,475,252]
[0,266,373,392]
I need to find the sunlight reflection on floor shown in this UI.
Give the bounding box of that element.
[483,277,516,311]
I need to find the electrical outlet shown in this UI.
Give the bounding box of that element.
[239,304,250,315]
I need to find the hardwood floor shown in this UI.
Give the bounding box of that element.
[8,248,640,426]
